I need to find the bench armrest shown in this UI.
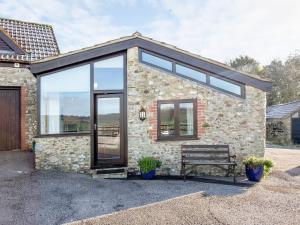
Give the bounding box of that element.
[229,154,236,163]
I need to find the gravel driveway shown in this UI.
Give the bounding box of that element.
[67,148,300,225]
[0,151,247,225]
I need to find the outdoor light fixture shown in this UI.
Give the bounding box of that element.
[139,107,146,121]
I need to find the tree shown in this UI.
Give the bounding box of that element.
[229,55,262,75]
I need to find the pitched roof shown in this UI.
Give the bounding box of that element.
[267,101,300,119]
[30,32,272,92]
[0,18,59,62]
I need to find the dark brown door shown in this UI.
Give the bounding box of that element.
[95,94,125,167]
[0,88,20,151]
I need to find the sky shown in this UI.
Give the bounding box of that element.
[0,0,300,65]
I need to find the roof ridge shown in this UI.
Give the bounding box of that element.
[0,17,53,28]
[268,100,300,108]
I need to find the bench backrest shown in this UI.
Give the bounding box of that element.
[181,145,230,163]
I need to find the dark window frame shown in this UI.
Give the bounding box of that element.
[157,99,198,141]
[139,48,245,98]
[36,51,127,138]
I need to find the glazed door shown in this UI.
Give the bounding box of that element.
[95,94,125,167]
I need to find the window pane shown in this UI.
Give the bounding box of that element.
[160,104,175,137]
[141,52,172,71]
[179,103,194,136]
[40,65,90,134]
[176,64,206,83]
[210,76,241,95]
[94,55,124,90]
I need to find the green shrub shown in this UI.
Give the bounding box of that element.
[138,157,162,174]
[243,156,274,177]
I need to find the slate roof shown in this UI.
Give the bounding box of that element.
[0,18,59,62]
[267,101,300,119]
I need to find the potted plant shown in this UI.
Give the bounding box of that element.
[243,156,274,182]
[138,157,162,180]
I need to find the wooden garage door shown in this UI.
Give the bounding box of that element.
[0,88,20,150]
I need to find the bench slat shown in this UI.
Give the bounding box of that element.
[181,144,229,148]
[183,161,236,165]
[182,150,228,154]
[183,156,228,161]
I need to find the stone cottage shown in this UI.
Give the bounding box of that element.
[0,18,59,151]
[0,18,272,177]
[267,101,300,144]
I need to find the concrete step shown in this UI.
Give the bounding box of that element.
[91,167,128,179]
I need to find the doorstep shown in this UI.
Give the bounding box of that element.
[90,167,128,179]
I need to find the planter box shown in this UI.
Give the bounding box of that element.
[245,165,264,182]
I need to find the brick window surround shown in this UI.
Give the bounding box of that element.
[149,99,206,141]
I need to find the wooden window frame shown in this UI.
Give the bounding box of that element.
[157,99,198,141]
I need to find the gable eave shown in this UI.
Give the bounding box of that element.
[0,29,26,55]
[30,36,272,92]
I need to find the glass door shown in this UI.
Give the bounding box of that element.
[95,94,125,167]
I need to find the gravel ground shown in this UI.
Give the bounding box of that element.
[67,148,300,225]
[0,151,247,225]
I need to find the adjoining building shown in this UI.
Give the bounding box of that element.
[0,18,59,151]
[0,18,272,176]
[266,101,300,145]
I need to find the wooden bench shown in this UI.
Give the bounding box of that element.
[181,145,237,183]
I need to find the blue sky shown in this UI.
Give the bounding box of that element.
[0,0,300,64]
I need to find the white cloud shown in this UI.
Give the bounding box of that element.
[0,0,299,64]
[146,0,300,64]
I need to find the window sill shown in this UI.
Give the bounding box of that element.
[156,137,199,142]
[35,132,91,138]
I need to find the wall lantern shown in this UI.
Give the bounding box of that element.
[139,107,146,121]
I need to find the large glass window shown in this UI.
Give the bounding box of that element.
[141,51,172,71]
[40,64,90,134]
[210,76,242,96]
[175,64,206,83]
[94,55,124,90]
[158,99,196,140]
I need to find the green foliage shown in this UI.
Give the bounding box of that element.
[243,156,274,177]
[229,55,262,74]
[202,122,210,128]
[138,157,162,174]
[228,53,300,106]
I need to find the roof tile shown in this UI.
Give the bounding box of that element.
[0,18,59,62]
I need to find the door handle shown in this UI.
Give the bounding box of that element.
[94,124,97,131]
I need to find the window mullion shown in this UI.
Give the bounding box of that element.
[175,101,180,138]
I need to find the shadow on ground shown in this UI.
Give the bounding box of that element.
[0,151,250,225]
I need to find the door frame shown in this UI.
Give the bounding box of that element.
[94,93,126,167]
[90,52,127,169]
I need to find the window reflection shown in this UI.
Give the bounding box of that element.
[176,64,206,83]
[179,103,194,136]
[94,56,124,90]
[160,104,175,137]
[40,65,90,134]
[141,52,173,71]
[210,76,241,96]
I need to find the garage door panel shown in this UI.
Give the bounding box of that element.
[0,89,20,151]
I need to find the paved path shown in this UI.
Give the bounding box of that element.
[0,151,247,225]
[67,148,300,225]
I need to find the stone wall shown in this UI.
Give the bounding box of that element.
[127,47,266,175]
[34,135,90,173]
[266,118,291,144]
[0,67,36,150]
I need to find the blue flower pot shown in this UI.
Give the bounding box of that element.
[141,170,156,180]
[245,165,264,182]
